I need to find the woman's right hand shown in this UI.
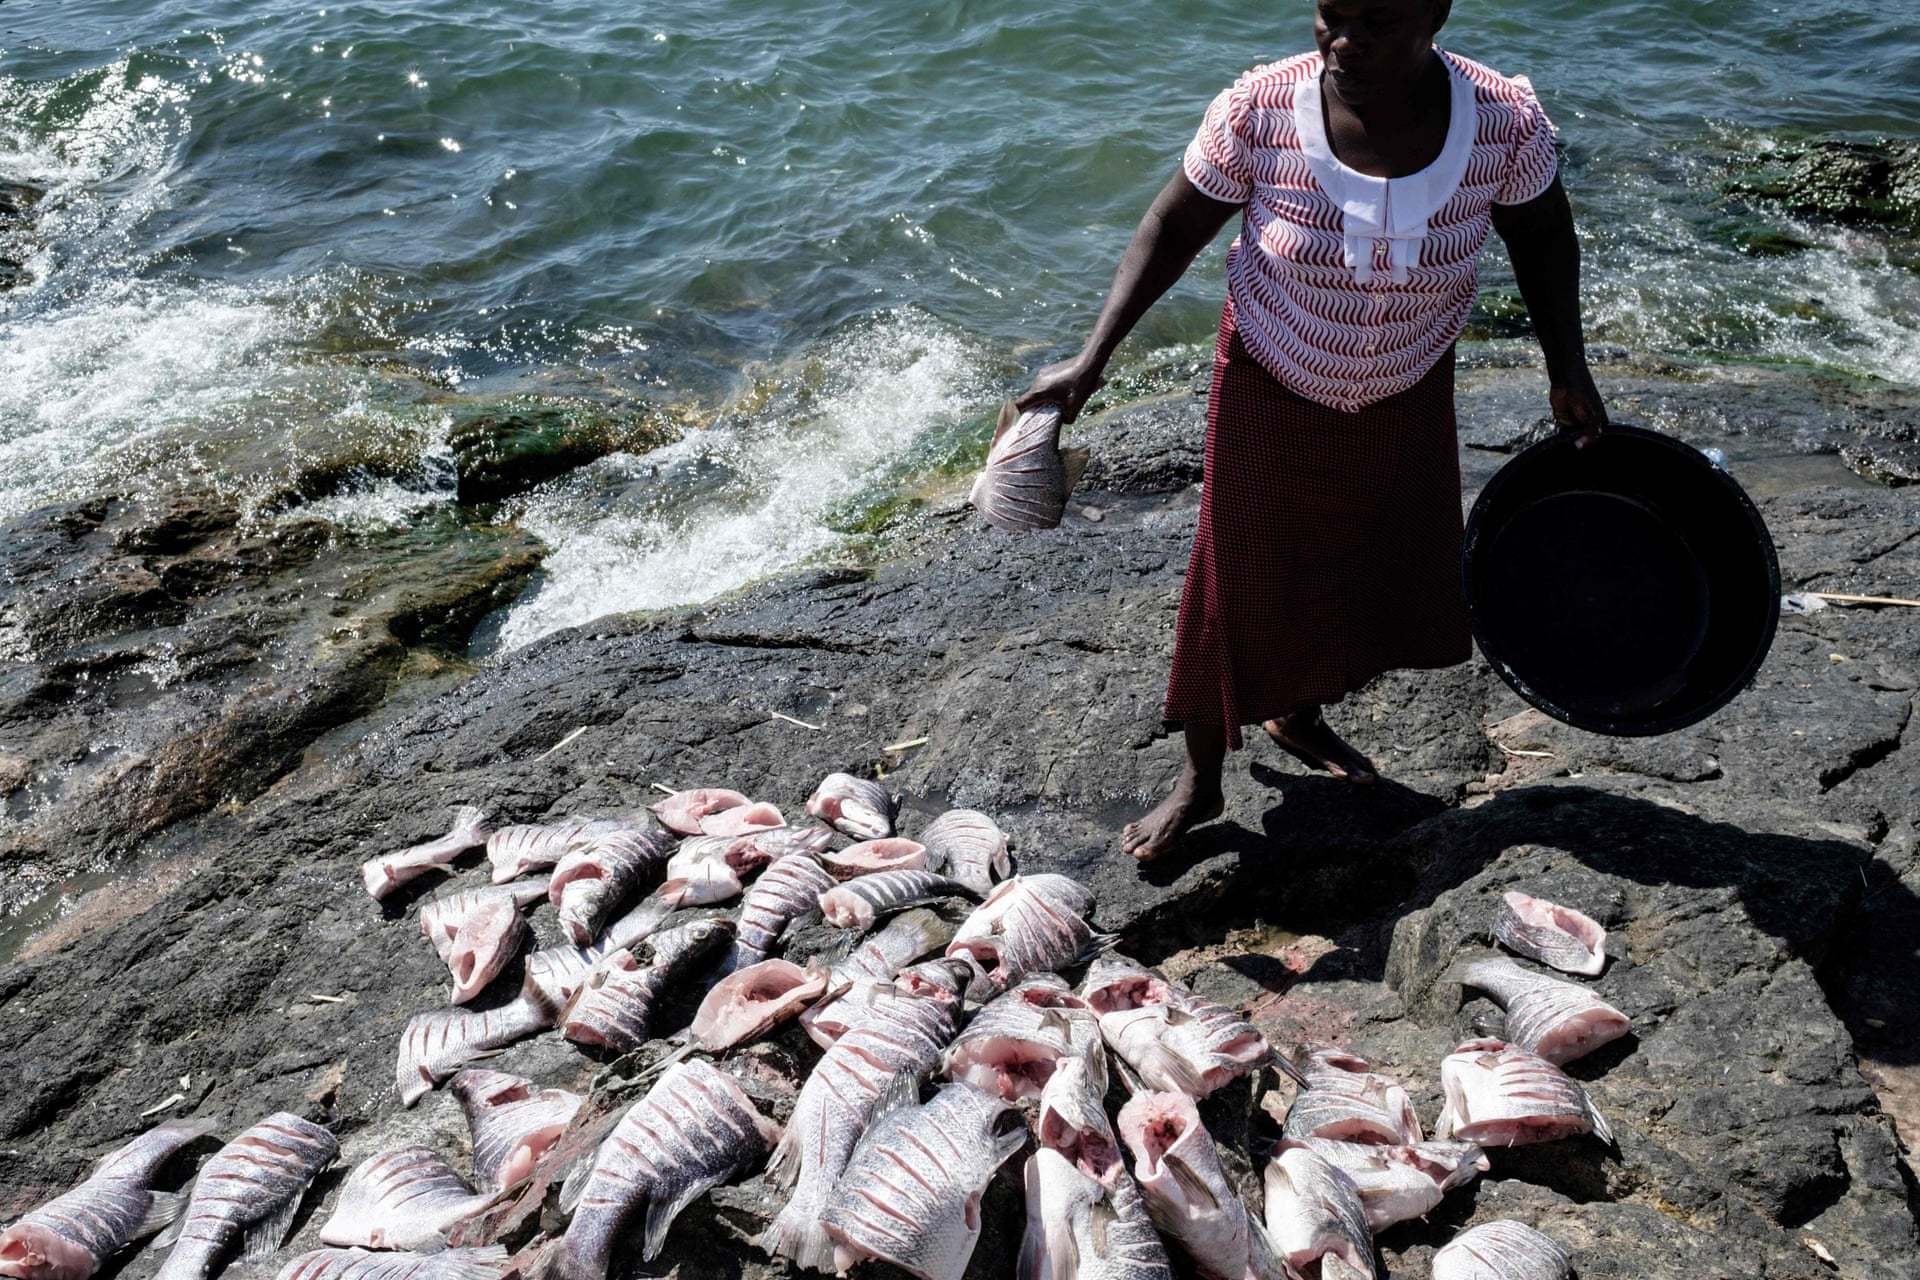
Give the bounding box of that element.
[1014,352,1106,424]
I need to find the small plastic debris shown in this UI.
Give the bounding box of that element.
[1781,593,1828,615]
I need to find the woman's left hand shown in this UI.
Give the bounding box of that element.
[1551,378,1608,450]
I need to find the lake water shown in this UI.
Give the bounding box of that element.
[3,0,1917,647]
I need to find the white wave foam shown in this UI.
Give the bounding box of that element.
[493,309,988,650]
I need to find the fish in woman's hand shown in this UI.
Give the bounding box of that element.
[1116,1091,1286,1280]
[276,1247,508,1280]
[1081,957,1274,1097]
[1434,1038,1614,1147]
[1260,1146,1376,1280]
[419,880,549,1004]
[561,917,734,1052]
[150,1114,337,1280]
[1275,1137,1486,1231]
[486,818,631,884]
[363,806,492,901]
[1431,1220,1572,1280]
[396,999,549,1106]
[820,1083,1028,1280]
[727,852,837,971]
[690,958,828,1052]
[447,1070,583,1193]
[943,973,1103,1102]
[916,809,1012,896]
[822,837,931,879]
[649,788,750,836]
[0,1120,214,1280]
[1491,891,1609,976]
[1280,1049,1424,1145]
[969,403,1087,534]
[549,827,673,945]
[806,772,896,839]
[948,874,1105,997]
[318,1147,490,1252]
[1018,1057,1171,1280]
[818,870,978,930]
[541,1060,778,1280]
[761,959,970,1272]
[1457,953,1630,1066]
[799,908,956,1047]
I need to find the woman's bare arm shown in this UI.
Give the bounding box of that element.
[1491,177,1607,440]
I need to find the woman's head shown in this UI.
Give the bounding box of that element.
[1314,0,1451,105]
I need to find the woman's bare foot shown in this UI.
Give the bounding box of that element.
[1264,708,1378,784]
[1122,767,1225,862]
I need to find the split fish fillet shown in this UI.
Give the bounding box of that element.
[697,801,784,838]
[1116,1091,1284,1280]
[822,837,930,879]
[1459,953,1630,1066]
[1432,1220,1572,1280]
[395,999,548,1107]
[485,818,629,885]
[318,1147,489,1251]
[799,908,955,1047]
[1019,1057,1171,1280]
[690,958,828,1052]
[419,880,548,1004]
[1491,891,1608,976]
[649,788,750,836]
[1260,1146,1376,1280]
[447,1069,583,1193]
[948,873,1104,997]
[727,852,837,970]
[1276,1137,1486,1231]
[150,1114,337,1280]
[363,806,491,900]
[275,1248,509,1280]
[1434,1038,1613,1147]
[943,973,1103,1102]
[1082,956,1276,1098]
[818,869,977,929]
[917,809,1012,896]
[1281,1048,1424,1145]
[806,772,895,839]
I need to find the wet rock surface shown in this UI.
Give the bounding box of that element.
[1,359,1917,1280]
[1727,138,1920,231]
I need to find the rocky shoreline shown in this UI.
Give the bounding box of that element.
[1,351,1917,1279]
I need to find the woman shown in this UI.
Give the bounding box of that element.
[1019,0,1607,861]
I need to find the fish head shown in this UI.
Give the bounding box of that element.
[896,957,973,1003]
[446,901,523,1002]
[1036,1057,1122,1182]
[0,1224,98,1280]
[1079,956,1164,1014]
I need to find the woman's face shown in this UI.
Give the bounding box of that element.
[1314,0,1447,105]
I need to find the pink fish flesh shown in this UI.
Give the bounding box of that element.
[799,908,955,1047]
[1276,1137,1486,1231]
[1459,954,1631,1066]
[1434,1038,1613,1147]
[649,788,750,836]
[150,1114,337,1280]
[363,806,491,900]
[1082,958,1270,1098]
[1260,1146,1376,1279]
[275,1247,508,1280]
[318,1147,489,1251]
[485,818,626,884]
[561,917,734,1052]
[917,809,1011,897]
[1117,1092,1278,1280]
[419,881,548,1004]
[762,960,969,1272]
[549,827,673,945]
[943,974,1102,1102]
[969,405,1075,533]
[1491,891,1608,976]
[822,837,929,879]
[806,772,895,839]
[395,999,548,1107]
[1431,1220,1571,1280]
[1281,1048,1424,1145]
[821,1083,1027,1280]
[727,852,837,969]
[0,1120,213,1280]
[697,801,784,838]
[948,873,1102,997]
[547,1060,779,1279]
[818,869,976,930]
[1022,1057,1173,1280]
[690,959,828,1052]
[448,1070,583,1193]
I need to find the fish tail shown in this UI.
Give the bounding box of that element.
[760,1194,835,1273]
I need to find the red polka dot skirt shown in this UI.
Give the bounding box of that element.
[1164,300,1474,749]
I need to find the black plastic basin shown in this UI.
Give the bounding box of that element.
[1462,425,1780,736]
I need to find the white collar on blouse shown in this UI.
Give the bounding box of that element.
[1293,48,1477,285]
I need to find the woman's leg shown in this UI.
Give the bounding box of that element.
[1262,704,1378,783]
[1122,720,1228,862]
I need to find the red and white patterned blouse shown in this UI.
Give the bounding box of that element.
[1183,47,1560,412]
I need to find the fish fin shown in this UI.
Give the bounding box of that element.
[1071,932,1117,969]
[135,1190,189,1240]
[1587,1096,1615,1146]
[556,1152,595,1217]
[760,1199,833,1272]
[1164,1156,1221,1215]
[640,1174,725,1262]
[1060,446,1090,495]
[1432,1103,1457,1141]
[149,1207,188,1250]
[241,1191,306,1260]
[436,1246,510,1280]
[1267,1047,1310,1088]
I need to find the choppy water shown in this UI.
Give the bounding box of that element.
[3,0,1918,646]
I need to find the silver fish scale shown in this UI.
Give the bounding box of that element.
[970,405,1070,532]
[829,908,953,987]
[153,1114,337,1280]
[945,975,1094,1069]
[808,773,895,839]
[1461,957,1627,1064]
[1262,1146,1374,1279]
[551,828,673,943]
[319,1147,487,1251]
[396,1000,547,1106]
[449,1072,583,1192]
[731,853,837,964]
[1282,1053,1422,1145]
[3,1121,210,1266]
[556,1060,777,1274]
[276,1246,509,1280]
[917,810,1011,896]
[1432,1220,1571,1280]
[821,1083,1027,1280]
[1490,893,1606,977]
[949,874,1097,994]
[563,920,733,1052]
[820,870,973,925]
[1437,1041,1613,1146]
[365,807,492,899]
[763,966,968,1271]
[486,819,620,882]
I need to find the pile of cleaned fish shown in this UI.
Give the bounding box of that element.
[3,773,1625,1280]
